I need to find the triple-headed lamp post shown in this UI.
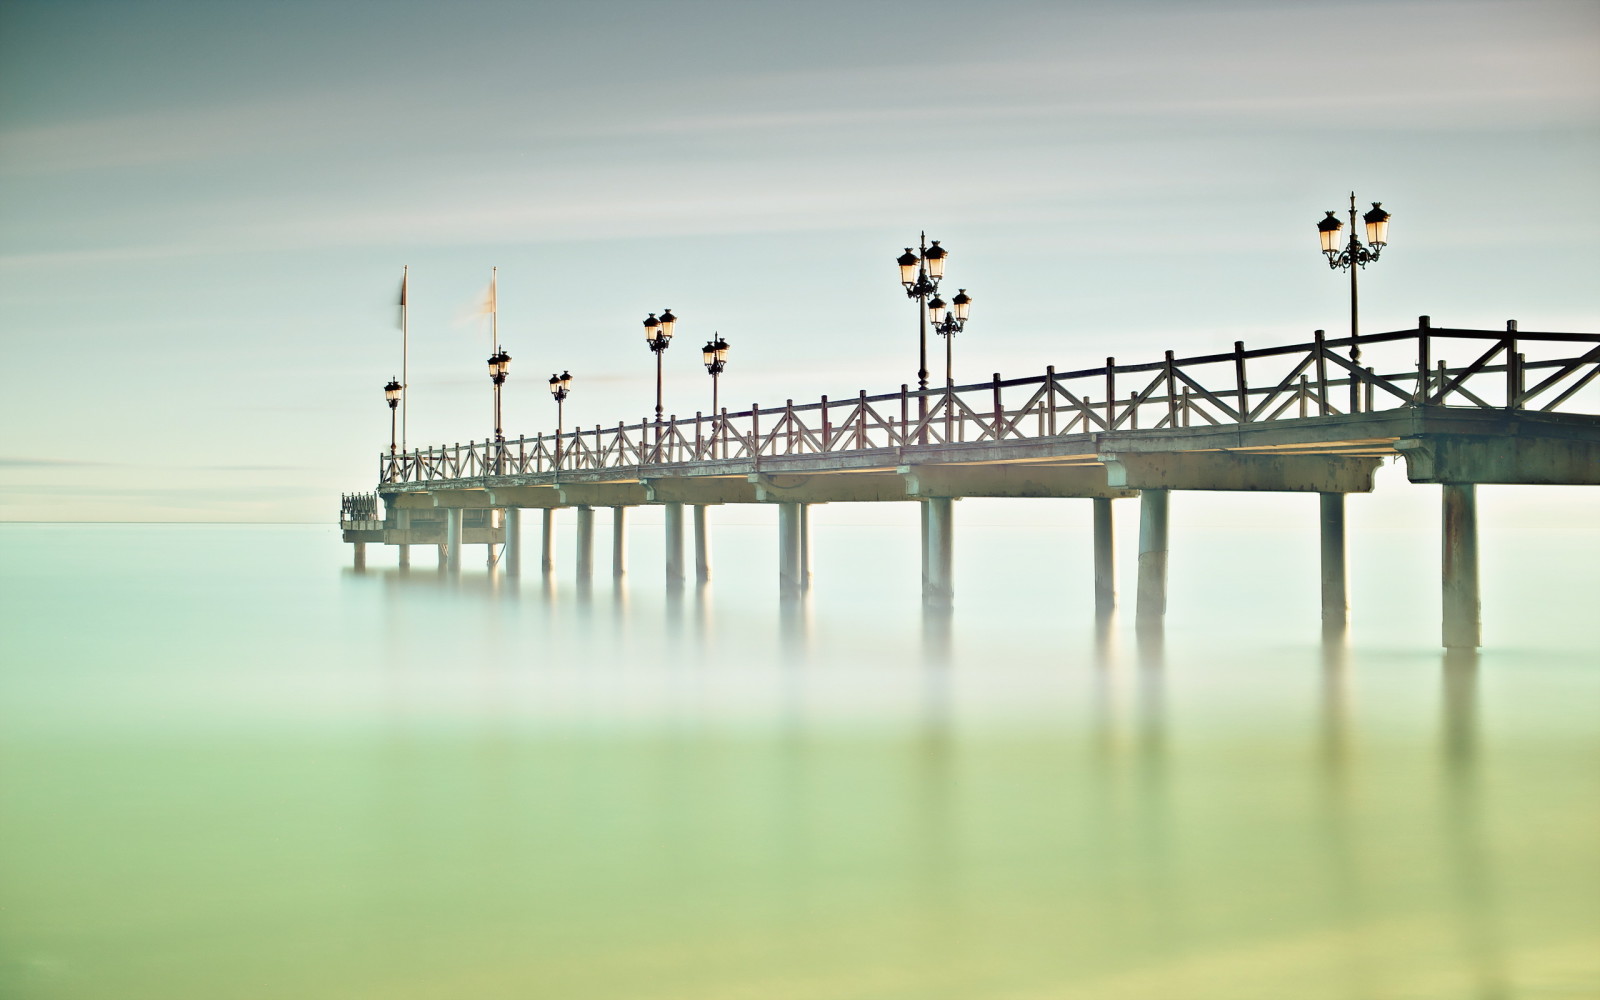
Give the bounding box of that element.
[383,377,402,455]
[487,346,512,466]
[642,308,677,447]
[1316,193,1391,343]
[548,370,572,468]
[702,334,729,414]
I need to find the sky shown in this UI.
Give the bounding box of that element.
[1,0,1597,522]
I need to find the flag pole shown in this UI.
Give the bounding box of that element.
[401,264,409,452]
[490,265,498,436]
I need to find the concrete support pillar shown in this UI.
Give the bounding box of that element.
[919,501,930,594]
[445,508,463,574]
[504,508,521,577]
[924,497,954,609]
[1135,488,1169,632]
[1319,493,1347,636]
[397,545,410,569]
[611,507,628,578]
[1442,484,1481,649]
[437,543,447,570]
[575,506,595,581]
[693,505,711,583]
[541,509,556,576]
[800,503,812,591]
[664,502,686,587]
[778,502,804,598]
[486,510,498,569]
[353,542,366,570]
[1092,497,1115,619]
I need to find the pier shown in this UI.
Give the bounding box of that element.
[342,318,1600,649]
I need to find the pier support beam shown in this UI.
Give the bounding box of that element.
[664,502,686,587]
[1093,497,1115,619]
[693,505,711,583]
[800,503,812,591]
[576,506,595,581]
[1135,489,1169,633]
[924,497,954,610]
[1320,493,1347,637]
[397,545,410,569]
[445,508,463,574]
[541,509,555,576]
[504,508,521,577]
[612,507,628,578]
[1442,484,1481,650]
[778,502,806,598]
[352,542,366,570]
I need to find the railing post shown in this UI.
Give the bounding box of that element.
[785,400,795,454]
[900,384,909,445]
[1416,315,1432,404]
[1105,358,1116,430]
[750,404,761,464]
[1234,341,1250,422]
[1164,351,1177,427]
[1046,366,1058,435]
[1313,330,1329,415]
[1505,320,1519,408]
[858,390,868,447]
[695,411,703,459]
[991,373,1003,441]
[820,395,831,452]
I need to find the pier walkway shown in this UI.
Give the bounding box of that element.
[343,318,1600,649]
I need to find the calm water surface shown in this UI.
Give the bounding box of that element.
[1,507,1597,999]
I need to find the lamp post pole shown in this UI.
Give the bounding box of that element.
[702,335,729,415]
[548,371,571,470]
[897,234,961,443]
[642,308,677,458]
[384,377,402,455]
[487,346,511,472]
[931,288,973,387]
[1317,192,1391,348]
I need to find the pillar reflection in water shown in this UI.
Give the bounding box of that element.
[1441,650,1509,998]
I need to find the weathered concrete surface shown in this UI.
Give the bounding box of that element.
[1396,433,1600,485]
[430,490,495,508]
[900,463,1137,499]
[1442,484,1481,649]
[1135,489,1168,632]
[1101,451,1381,493]
[487,486,565,508]
[643,477,758,504]
[559,483,650,506]
[750,473,909,503]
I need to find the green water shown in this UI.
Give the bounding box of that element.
[1,514,1596,999]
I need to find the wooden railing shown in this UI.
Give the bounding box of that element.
[379,320,1600,485]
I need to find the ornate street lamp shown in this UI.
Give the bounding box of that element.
[702,334,729,414]
[548,370,572,469]
[643,308,676,449]
[487,346,511,469]
[1316,193,1392,344]
[896,234,971,441]
[383,377,402,455]
[928,288,973,386]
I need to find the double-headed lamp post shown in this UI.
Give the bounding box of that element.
[928,288,972,386]
[1316,193,1391,343]
[642,308,677,446]
[383,377,402,455]
[702,334,729,414]
[895,233,950,394]
[487,346,512,465]
[548,370,572,468]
